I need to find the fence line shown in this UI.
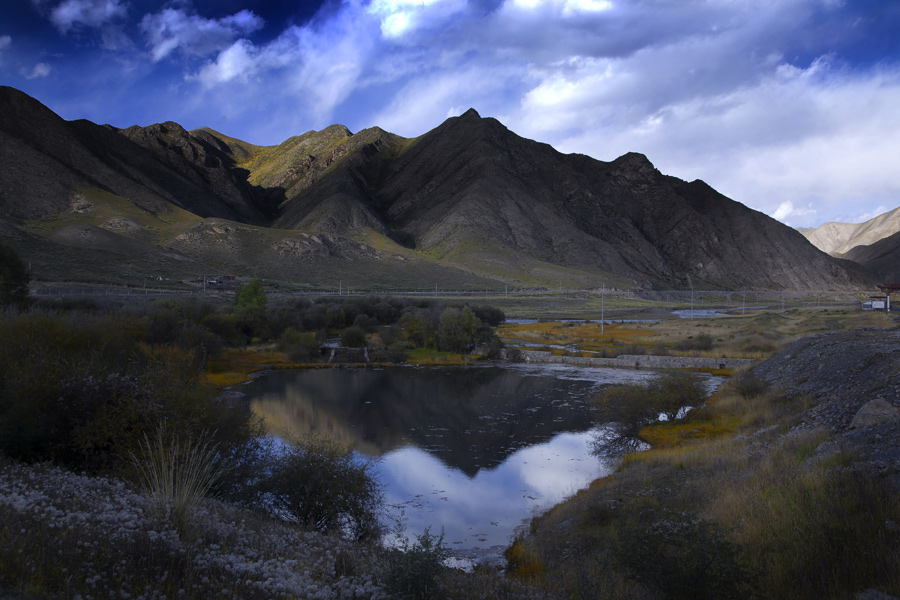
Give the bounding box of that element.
[29,285,866,303]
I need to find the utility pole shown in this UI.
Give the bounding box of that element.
[687,274,693,321]
[601,285,605,336]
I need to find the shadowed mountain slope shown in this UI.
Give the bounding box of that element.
[842,231,900,283]
[270,108,872,289]
[0,86,875,290]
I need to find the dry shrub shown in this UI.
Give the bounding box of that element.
[131,427,226,531]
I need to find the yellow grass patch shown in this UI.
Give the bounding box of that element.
[638,416,741,447]
[201,371,253,387]
[405,348,473,365]
[203,348,294,387]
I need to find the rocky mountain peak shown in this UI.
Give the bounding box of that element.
[0,85,878,290]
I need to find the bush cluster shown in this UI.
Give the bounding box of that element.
[222,435,383,541]
[593,370,708,455]
[0,309,256,472]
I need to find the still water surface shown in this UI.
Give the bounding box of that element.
[240,364,658,558]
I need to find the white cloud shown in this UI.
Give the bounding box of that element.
[111,0,896,229]
[188,0,384,127]
[140,7,264,62]
[25,62,52,79]
[773,201,816,224]
[195,39,258,85]
[367,0,468,39]
[49,0,127,33]
[0,35,11,51]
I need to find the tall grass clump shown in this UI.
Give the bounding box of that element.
[131,427,226,531]
[383,528,449,600]
[710,434,900,599]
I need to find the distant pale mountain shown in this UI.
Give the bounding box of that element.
[800,207,900,256]
[0,85,874,290]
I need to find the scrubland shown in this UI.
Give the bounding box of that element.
[500,304,891,360]
[2,291,897,599]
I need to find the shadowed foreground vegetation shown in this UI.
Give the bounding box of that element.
[0,296,541,599]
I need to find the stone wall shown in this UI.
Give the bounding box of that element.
[520,350,755,370]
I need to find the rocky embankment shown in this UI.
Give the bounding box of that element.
[752,325,900,487]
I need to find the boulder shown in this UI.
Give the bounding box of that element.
[850,398,900,429]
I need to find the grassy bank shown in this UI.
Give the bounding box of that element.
[500,306,892,360]
[509,367,900,599]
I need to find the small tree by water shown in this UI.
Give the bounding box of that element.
[234,279,266,309]
[230,435,383,541]
[593,370,707,455]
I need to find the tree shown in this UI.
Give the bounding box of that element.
[647,370,708,422]
[340,325,367,348]
[0,242,30,309]
[255,436,383,541]
[593,370,707,455]
[437,307,481,353]
[234,279,266,309]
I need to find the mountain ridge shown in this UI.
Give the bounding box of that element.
[0,85,875,291]
[800,207,900,256]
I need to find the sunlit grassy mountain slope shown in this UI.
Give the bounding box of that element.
[0,86,874,290]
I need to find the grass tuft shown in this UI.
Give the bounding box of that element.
[130,427,226,531]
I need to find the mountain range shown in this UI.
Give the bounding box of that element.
[799,208,900,283]
[0,85,874,291]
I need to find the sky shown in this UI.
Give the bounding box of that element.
[1,0,898,229]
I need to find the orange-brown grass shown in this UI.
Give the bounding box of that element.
[203,347,294,387]
[504,536,545,579]
[499,308,897,362]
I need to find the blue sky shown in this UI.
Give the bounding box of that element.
[1,0,898,229]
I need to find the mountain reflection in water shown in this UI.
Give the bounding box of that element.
[241,364,656,552]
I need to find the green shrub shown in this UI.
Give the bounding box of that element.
[437,307,480,353]
[0,310,256,473]
[341,325,368,348]
[731,371,770,399]
[279,328,321,362]
[384,528,449,600]
[234,436,383,541]
[234,279,267,308]
[673,333,714,351]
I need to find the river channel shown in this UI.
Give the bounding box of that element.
[240,364,677,561]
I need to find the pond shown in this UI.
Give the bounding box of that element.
[239,364,666,561]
